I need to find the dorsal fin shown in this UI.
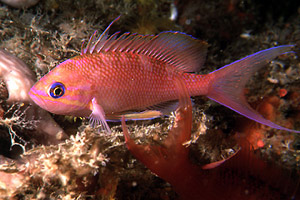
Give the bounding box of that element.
[81,16,121,55]
[81,18,208,72]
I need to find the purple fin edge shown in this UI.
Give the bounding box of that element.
[207,45,300,133]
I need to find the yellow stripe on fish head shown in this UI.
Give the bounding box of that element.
[29,59,93,117]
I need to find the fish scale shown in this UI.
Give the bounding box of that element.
[87,52,182,112]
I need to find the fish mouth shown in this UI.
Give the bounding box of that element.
[28,89,47,109]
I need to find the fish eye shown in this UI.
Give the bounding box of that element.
[49,82,65,99]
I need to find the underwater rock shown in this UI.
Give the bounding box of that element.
[0,49,67,144]
[0,0,39,8]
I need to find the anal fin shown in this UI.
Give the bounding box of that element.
[106,110,163,121]
[146,100,179,115]
[106,100,183,121]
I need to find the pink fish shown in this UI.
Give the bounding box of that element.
[29,17,300,133]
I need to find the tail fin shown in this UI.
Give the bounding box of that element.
[207,45,300,133]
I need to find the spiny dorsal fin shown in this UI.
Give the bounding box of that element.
[82,18,208,72]
[81,16,121,55]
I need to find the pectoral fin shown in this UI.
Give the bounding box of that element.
[89,98,111,134]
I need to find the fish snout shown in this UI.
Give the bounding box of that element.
[28,88,47,109]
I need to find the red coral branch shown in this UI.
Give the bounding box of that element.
[122,77,300,200]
